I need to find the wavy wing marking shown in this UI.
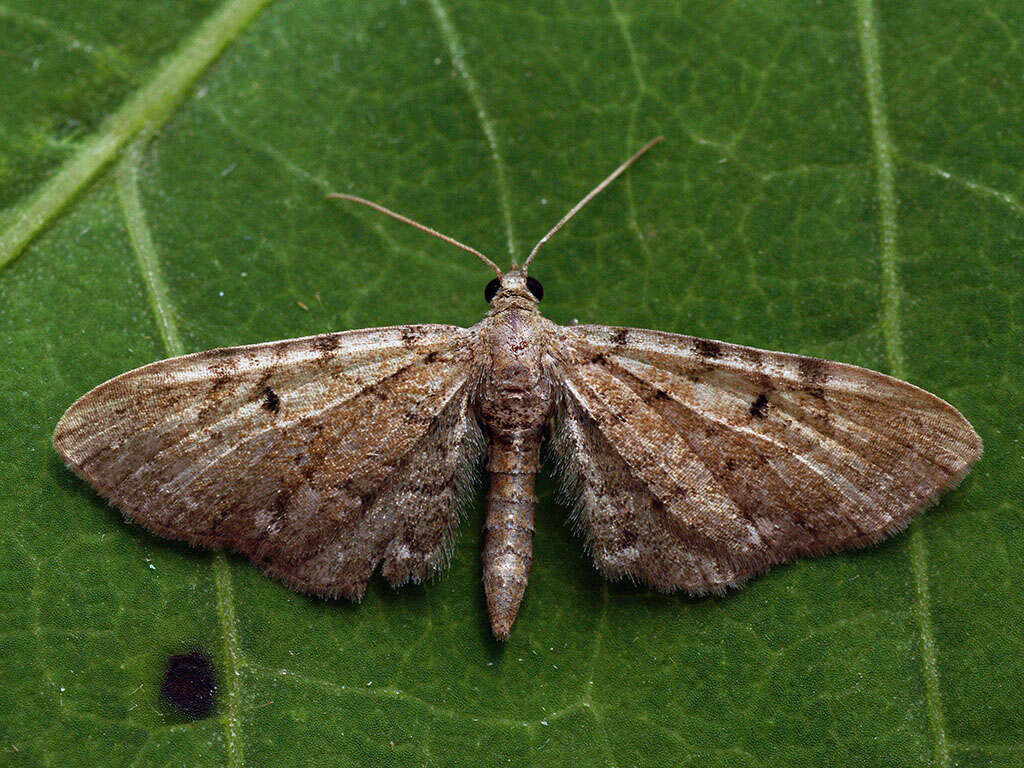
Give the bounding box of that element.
[549,324,982,594]
[53,324,484,598]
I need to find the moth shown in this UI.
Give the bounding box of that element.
[54,138,982,640]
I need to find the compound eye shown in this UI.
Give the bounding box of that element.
[525,276,544,301]
[484,277,501,303]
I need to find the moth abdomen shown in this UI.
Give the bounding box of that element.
[481,440,539,641]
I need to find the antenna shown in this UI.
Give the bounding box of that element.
[522,136,663,270]
[327,192,503,277]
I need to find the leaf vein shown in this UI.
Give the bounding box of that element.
[0,0,274,272]
[855,2,950,766]
[247,664,536,730]
[0,3,122,70]
[116,140,246,768]
[427,0,518,261]
[608,0,654,313]
[208,105,466,277]
[900,155,1024,219]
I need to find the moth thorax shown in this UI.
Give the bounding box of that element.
[477,317,553,436]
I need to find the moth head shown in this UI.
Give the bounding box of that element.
[485,269,543,306]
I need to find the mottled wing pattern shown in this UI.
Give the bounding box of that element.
[53,325,484,598]
[549,324,982,594]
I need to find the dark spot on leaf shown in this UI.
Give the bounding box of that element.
[262,387,280,414]
[750,393,769,419]
[161,651,216,719]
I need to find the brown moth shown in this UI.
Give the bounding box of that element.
[53,138,982,640]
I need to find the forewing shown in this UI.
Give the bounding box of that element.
[548,324,982,594]
[54,325,485,598]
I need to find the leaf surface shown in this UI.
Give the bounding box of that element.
[1,1,1021,766]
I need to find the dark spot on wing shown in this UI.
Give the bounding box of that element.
[734,345,763,367]
[208,376,232,396]
[361,360,420,405]
[423,351,440,364]
[797,355,828,386]
[702,421,724,440]
[161,650,216,719]
[611,328,629,347]
[749,393,769,419]
[314,334,341,352]
[262,387,280,414]
[401,326,428,346]
[639,386,672,406]
[205,352,242,380]
[366,383,389,402]
[724,458,738,471]
[694,337,723,360]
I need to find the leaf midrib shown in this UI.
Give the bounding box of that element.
[854,0,951,765]
[0,0,275,272]
[116,139,246,768]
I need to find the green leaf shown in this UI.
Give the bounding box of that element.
[1,1,1020,766]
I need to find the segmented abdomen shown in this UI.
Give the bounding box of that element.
[482,437,539,640]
